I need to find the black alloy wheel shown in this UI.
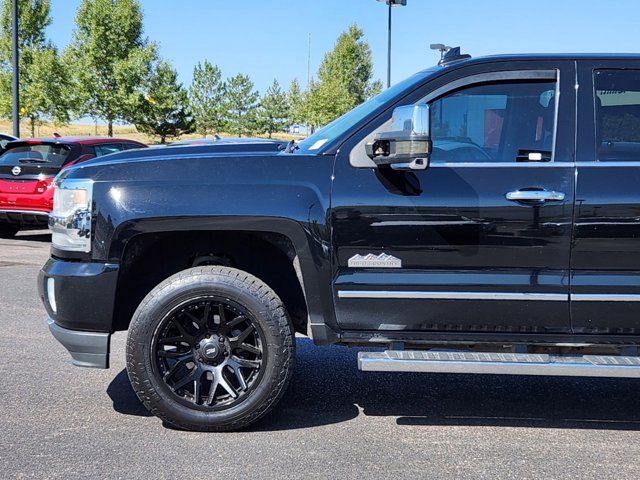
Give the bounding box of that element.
[153,297,264,410]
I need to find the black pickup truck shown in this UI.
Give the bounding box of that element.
[39,50,640,431]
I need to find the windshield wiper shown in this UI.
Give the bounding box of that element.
[284,140,299,154]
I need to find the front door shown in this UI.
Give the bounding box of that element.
[331,62,576,334]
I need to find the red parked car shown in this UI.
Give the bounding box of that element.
[0,136,146,237]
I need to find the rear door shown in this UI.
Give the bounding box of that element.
[572,60,640,332]
[331,61,576,335]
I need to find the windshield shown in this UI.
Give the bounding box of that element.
[0,144,72,167]
[296,68,438,153]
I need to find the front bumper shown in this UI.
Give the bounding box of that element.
[47,318,110,368]
[39,258,119,369]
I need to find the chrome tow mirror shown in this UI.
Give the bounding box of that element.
[365,104,432,171]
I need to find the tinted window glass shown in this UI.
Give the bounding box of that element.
[429,81,556,163]
[594,69,640,161]
[0,144,71,167]
[95,144,123,157]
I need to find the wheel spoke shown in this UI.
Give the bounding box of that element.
[231,356,261,369]
[183,310,203,331]
[171,318,194,342]
[170,367,198,391]
[163,355,192,381]
[219,375,238,399]
[226,315,246,329]
[230,326,254,346]
[215,304,226,327]
[228,363,248,390]
[202,302,212,330]
[158,335,186,345]
[158,349,189,359]
[237,343,261,355]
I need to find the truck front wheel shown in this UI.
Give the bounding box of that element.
[126,266,295,431]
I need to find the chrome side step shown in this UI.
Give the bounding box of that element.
[358,351,640,378]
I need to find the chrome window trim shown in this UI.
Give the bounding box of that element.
[576,161,640,167]
[429,162,573,168]
[337,290,568,301]
[416,69,558,105]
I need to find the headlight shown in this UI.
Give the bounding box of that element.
[49,179,94,253]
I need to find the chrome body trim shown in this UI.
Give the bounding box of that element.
[571,294,640,302]
[337,290,568,301]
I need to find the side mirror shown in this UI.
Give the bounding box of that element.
[365,104,432,170]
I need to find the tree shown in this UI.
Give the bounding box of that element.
[222,73,259,137]
[189,60,225,137]
[257,79,288,138]
[286,78,305,127]
[305,24,380,129]
[133,60,194,144]
[64,0,156,136]
[305,77,351,129]
[0,0,69,136]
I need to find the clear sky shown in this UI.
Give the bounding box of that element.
[46,0,640,94]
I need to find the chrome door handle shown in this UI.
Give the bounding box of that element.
[506,190,565,202]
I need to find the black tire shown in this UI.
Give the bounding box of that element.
[0,224,19,238]
[126,266,295,431]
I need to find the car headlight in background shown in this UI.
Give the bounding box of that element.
[49,179,94,253]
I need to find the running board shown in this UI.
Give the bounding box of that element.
[358,351,640,378]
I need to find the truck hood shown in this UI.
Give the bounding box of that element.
[60,142,302,184]
[75,142,286,169]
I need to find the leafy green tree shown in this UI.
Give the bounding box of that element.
[305,77,351,129]
[306,24,380,129]
[189,60,225,137]
[0,0,69,136]
[286,78,305,127]
[258,79,288,138]
[133,60,194,144]
[64,0,156,136]
[222,73,259,137]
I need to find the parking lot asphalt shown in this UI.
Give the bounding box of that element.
[2,231,640,479]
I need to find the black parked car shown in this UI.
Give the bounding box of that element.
[40,50,640,431]
[170,136,287,152]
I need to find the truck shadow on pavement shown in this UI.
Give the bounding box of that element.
[107,338,640,431]
[15,231,51,243]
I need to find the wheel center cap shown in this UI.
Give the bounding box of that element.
[199,338,225,363]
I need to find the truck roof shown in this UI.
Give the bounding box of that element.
[442,52,640,68]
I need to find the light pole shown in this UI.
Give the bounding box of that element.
[377,0,406,89]
[11,0,19,138]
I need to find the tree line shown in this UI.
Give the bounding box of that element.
[0,0,381,143]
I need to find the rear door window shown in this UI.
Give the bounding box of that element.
[594,69,640,161]
[0,144,71,167]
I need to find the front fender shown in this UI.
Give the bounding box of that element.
[85,153,338,341]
